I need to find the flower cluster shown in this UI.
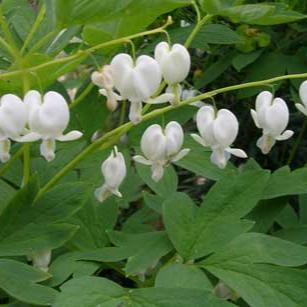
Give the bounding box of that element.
[0,91,82,162]
[91,41,191,124]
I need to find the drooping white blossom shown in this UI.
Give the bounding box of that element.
[0,94,27,163]
[133,121,189,182]
[191,106,247,169]
[95,146,127,203]
[296,80,307,116]
[110,54,162,123]
[28,250,52,272]
[251,91,294,154]
[91,65,122,111]
[154,42,191,105]
[18,90,82,161]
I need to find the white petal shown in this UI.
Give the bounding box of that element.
[0,139,10,163]
[129,101,143,124]
[141,124,166,161]
[165,121,184,157]
[256,135,275,155]
[133,155,152,166]
[95,184,111,203]
[250,109,260,128]
[299,80,307,107]
[226,147,248,158]
[151,163,165,182]
[40,139,56,162]
[255,91,273,128]
[146,93,175,104]
[213,109,239,147]
[57,130,83,141]
[171,148,190,162]
[210,148,229,169]
[264,98,289,137]
[30,250,52,272]
[195,105,215,145]
[190,133,208,147]
[295,103,307,116]
[275,130,294,141]
[15,132,41,142]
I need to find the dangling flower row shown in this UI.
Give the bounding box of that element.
[0,91,82,162]
[91,41,191,124]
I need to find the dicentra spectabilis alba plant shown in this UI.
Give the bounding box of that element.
[95,146,127,202]
[18,90,83,161]
[251,91,294,154]
[154,42,191,105]
[133,121,189,181]
[191,106,247,169]
[110,54,162,123]
[0,94,27,162]
[27,250,52,272]
[297,80,307,116]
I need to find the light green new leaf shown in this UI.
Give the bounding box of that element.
[0,180,90,256]
[54,276,234,307]
[0,259,57,306]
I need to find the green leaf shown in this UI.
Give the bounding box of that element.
[155,263,212,290]
[203,233,307,267]
[0,259,57,306]
[136,164,178,198]
[274,226,307,245]
[205,264,307,307]
[0,181,89,256]
[200,0,244,15]
[163,169,269,260]
[81,0,191,45]
[54,276,234,307]
[232,50,263,72]
[220,4,306,25]
[175,136,234,181]
[262,166,307,199]
[108,231,173,276]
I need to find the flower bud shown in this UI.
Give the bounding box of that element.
[18,90,82,161]
[91,65,122,111]
[111,54,162,123]
[133,122,189,181]
[191,106,247,169]
[296,80,307,116]
[95,146,126,203]
[251,91,293,154]
[28,250,52,272]
[154,42,191,85]
[0,94,27,162]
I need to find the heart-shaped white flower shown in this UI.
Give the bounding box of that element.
[191,106,247,169]
[110,54,162,123]
[0,94,27,162]
[18,90,83,161]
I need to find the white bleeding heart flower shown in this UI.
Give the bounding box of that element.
[191,106,247,169]
[154,42,190,85]
[18,90,82,162]
[296,80,307,116]
[110,54,162,124]
[154,42,191,105]
[95,146,127,203]
[0,94,27,163]
[133,121,190,182]
[251,91,294,154]
[28,250,52,272]
[91,65,122,111]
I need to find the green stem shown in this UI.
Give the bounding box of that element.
[287,118,307,165]
[0,17,173,81]
[184,14,213,48]
[69,83,94,109]
[21,144,31,187]
[21,5,46,55]
[0,36,17,59]
[37,72,307,197]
